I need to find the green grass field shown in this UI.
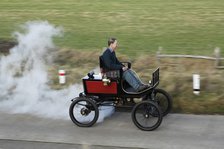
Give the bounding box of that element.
[1,0,224,114]
[1,0,224,56]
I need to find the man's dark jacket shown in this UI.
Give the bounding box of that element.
[101,48,123,71]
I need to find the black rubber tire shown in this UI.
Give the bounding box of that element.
[153,88,172,116]
[132,101,163,131]
[69,97,99,127]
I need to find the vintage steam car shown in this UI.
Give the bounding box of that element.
[69,57,172,131]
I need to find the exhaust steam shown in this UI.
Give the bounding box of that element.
[0,21,114,122]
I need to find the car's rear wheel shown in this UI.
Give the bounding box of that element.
[69,97,99,127]
[153,88,172,116]
[132,101,162,131]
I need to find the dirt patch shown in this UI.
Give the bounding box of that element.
[0,40,17,54]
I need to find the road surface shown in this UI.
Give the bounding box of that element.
[0,112,223,149]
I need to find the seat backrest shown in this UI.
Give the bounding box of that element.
[99,55,121,79]
[99,55,105,73]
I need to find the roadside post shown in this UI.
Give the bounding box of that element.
[193,74,200,95]
[59,70,66,84]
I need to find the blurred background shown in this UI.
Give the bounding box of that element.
[0,0,224,114]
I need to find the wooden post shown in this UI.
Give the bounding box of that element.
[214,47,220,68]
[156,47,163,66]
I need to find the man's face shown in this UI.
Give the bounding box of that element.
[111,40,118,50]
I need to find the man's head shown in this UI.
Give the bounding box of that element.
[108,37,118,51]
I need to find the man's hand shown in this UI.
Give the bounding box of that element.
[122,66,128,71]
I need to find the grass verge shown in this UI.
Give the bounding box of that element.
[50,49,224,114]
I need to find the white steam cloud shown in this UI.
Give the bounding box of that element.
[0,21,114,122]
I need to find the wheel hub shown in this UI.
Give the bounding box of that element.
[80,108,90,116]
[144,114,149,118]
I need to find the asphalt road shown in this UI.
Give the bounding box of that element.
[0,112,223,149]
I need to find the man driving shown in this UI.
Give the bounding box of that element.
[101,37,148,92]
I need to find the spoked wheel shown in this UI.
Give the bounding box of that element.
[132,101,162,131]
[69,97,99,127]
[153,89,172,116]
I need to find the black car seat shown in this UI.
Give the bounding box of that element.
[99,55,121,80]
[99,55,136,92]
